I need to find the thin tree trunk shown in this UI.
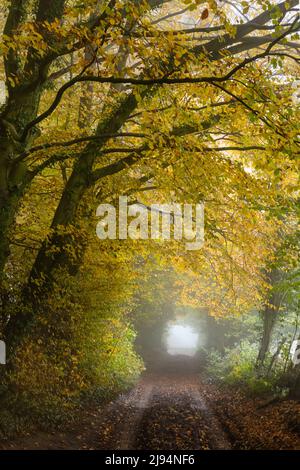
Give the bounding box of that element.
[256,268,283,367]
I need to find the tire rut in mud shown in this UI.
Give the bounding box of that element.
[134,386,215,450]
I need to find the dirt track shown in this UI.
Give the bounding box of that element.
[79,356,231,450]
[1,355,299,450]
[118,372,231,450]
[0,356,231,450]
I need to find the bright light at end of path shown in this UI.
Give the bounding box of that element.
[165,325,199,357]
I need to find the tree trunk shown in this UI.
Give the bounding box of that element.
[256,268,283,367]
[291,368,300,399]
[0,129,31,281]
[26,91,141,298]
[0,0,67,281]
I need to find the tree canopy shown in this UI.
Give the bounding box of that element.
[0,0,299,437]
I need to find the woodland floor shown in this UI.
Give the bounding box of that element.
[0,356,299,450]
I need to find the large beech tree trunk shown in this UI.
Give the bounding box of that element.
[27,92,140,290]
[0,0,67,282]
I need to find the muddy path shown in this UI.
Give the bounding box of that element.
[95,370,231,450]
[0,356,231,450]
[1,356,299,450]
[131,373,230,450]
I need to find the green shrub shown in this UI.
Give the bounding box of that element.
[206,340,278,395]
[0,267,143,438]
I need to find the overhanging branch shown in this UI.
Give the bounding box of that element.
[19,18,299,143]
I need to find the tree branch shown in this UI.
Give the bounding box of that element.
[16,133,147,161]
[19,18,298,142]
[192,0,299,59]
